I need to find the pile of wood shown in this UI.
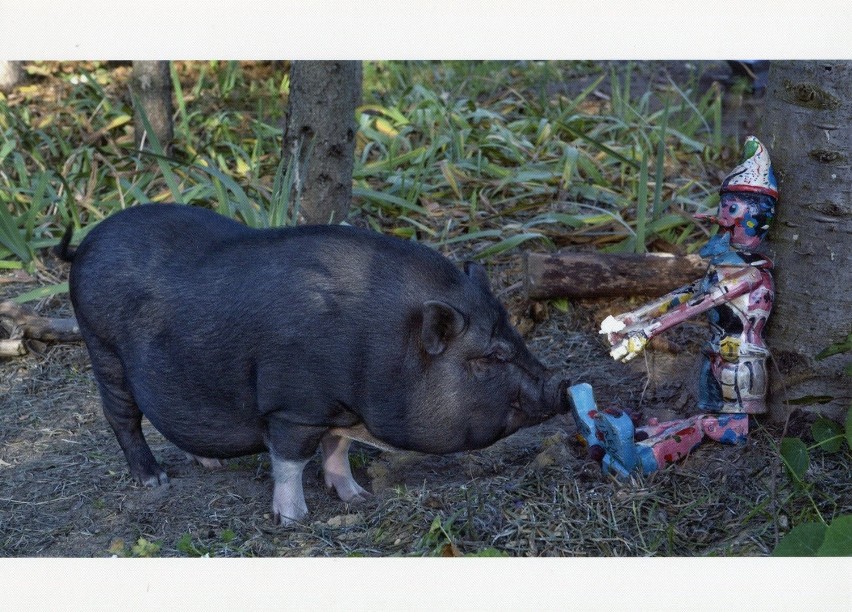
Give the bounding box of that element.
[0,300,80,357]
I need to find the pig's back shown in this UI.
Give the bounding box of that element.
[70,203,466,349]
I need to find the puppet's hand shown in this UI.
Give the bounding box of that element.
[609,332,648,362]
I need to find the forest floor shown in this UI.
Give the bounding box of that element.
[2,252,847,558]
[1,61,849,557]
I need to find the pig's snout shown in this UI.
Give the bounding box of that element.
[545,375,571,416]
[519,371,571,422]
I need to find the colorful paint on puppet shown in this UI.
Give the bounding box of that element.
[587,135,779,475]
[701,413,749,444]
[720,136,778,199]
[567,383,603,455]
[569,385,751,478]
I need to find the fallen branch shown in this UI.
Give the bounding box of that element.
[0,300,81,357]
[523,251,707,299]
[0,338,26,357]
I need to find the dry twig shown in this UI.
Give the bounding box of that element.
[0,300,81,357]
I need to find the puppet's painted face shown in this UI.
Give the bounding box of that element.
[696,136,778,251]
[697,191,775,250]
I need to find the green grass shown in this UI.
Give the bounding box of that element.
[0,60,733,272]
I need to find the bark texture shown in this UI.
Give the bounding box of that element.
[0,300,81,357]
[524,251,707,299]
[131,61,174,153]
[0,61,23,93]
[762,60,852,422]
[283,61,361,224]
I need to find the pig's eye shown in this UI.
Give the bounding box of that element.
[470,356,497,378]
[489,343,515,362]
[469,346,513,377]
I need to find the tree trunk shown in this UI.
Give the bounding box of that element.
[0,61,23,93]
[131,61,174,153]
[762,60,852,423]
[283,61,361,224]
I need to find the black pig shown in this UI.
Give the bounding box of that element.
[58,204,569,525]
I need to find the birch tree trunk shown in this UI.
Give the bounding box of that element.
[762,60,852,423]
[283,61,361,224]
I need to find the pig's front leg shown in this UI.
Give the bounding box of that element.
[270,454,309,526]
[266,419,324,526]
[320,432,371,503]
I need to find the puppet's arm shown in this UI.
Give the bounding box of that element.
[602,266,760,362]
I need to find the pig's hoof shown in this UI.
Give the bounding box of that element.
[336,483,373,504]
[139,471,169,487]
[272,507,307,527]
[346,490,373,505]
[326,476,372,504]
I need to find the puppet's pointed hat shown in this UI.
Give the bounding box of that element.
[720,136,778,199]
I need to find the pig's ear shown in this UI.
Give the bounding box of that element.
[463,261,491,291]
[421,301,467,356]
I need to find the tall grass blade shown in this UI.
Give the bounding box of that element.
[12,281,69,304]
[170,62,189,135]
[352,186,428,216]
[190,160,257,227]
[553,74,606,121]
[0,140,15,165]
[711,83,722,152]
[557,120,641,169]
[666,75,711,136]
[523,212,584,229]
[652,96,670,218]
[635,150,649,254]
[473,232,549,260]
[436,228,504,247]
[609,65,622,119]
[269,155,297,227]
[0,202,31,263]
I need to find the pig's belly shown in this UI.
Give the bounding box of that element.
[128,376,269,459]
[144,405,268,459]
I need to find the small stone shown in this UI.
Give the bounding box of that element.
[326,513,363,528]
[540,431,568,448]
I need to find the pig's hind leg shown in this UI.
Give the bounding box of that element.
[320,432,371,503]
[86,338,169,487]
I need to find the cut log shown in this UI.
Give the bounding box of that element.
[0,300,81,343]
[523,251,708,299]
[0,338,26,357]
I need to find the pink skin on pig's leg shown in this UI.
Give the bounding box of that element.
[270,454,309,526]
[320,432,371,503]
[185,452,225,469]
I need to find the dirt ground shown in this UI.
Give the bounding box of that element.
[3,254,845,558]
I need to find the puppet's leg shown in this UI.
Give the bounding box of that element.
[718,354,769,414]
[697,352,724,412]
